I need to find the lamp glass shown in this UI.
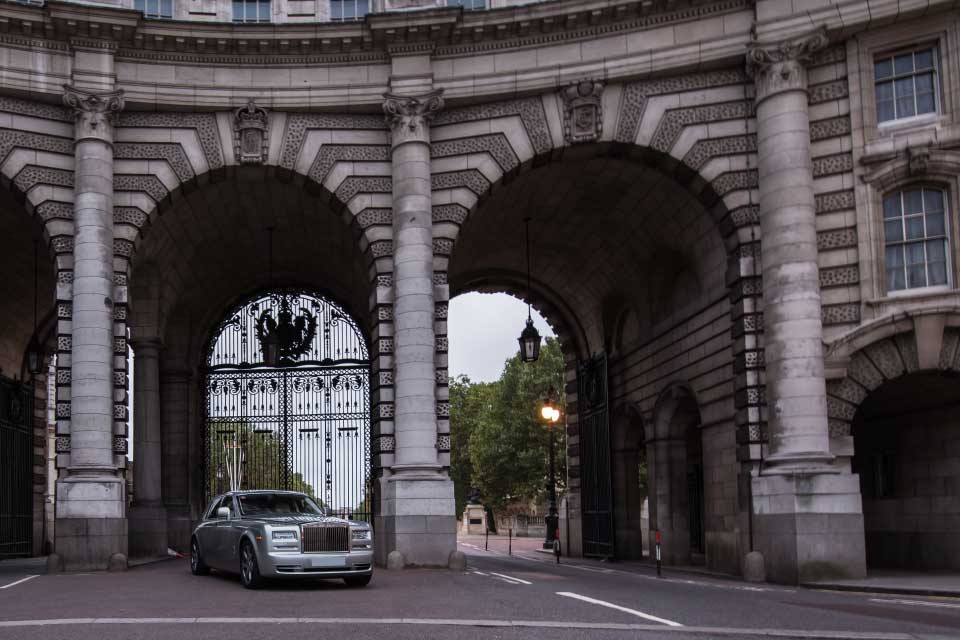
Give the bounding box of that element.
[540,403,554,420]
[551,407,561,422]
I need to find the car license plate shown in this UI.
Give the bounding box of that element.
[310,556,346,568]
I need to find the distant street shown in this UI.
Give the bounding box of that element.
[0,540,957,640]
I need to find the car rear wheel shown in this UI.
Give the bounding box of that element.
[240,541,264,589]
[190,538,209,576]
[343,574,372,588]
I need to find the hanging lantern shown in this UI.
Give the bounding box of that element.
[519,318,542,364]
[26,335,43,376]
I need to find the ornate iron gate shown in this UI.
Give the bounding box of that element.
[0,376,33,559]
[578,353,614,558]
[203,290,372,522]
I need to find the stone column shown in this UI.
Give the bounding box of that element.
[378,90,456,567]
[56,85,128,571]
[747,30,865,583]
[128,339,167,558]
[160,369,193,551]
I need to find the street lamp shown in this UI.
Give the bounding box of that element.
[540,386,561,550]
[517,217,541,363]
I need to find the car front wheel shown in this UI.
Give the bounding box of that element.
[190,538,209,576]
[240,541,264,589]
[344,574,372,588]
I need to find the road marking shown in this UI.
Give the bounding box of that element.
[556,592,682,627]
[0,617,924,638]
[869,598,960,609]
[470,570,488,576]
[489,572,532,585]
[0,576,38,590]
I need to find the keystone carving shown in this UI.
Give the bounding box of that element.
[560,80,604,144]
[382,90,444,146]
[746,29,828,102]
[234,99,269,165]
[62,85,125,144]
[908,146,930,176]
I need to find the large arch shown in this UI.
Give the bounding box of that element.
[126,170,381,553]
[826,311,960,572]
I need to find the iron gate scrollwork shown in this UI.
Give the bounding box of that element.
[0,376,33,559]
[578,353,614,558]
[203,289,372,522]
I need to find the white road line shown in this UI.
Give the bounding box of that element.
[556,591,683,627]
[869,598,960,609]
[489,572,532,585]
[0,575,38,590]
[470,570,488,576]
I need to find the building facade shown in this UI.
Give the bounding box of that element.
[0,0,958,583]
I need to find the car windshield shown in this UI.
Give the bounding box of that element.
[236,493,325,516]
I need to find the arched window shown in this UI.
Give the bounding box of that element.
[882,186,950,292]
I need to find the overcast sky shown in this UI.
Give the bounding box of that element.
[447,292,555,383]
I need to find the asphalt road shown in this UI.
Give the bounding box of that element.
[0,542,957,640]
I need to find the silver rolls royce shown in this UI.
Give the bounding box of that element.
[190,490,373,589]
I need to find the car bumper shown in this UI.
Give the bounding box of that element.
[258,547,374,579]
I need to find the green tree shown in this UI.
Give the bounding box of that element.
[465,338,567,515]
[207,420,315,498]
[449,375,497,517]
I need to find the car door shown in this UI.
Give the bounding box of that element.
[214,495,241,571]
[195,496,221,568]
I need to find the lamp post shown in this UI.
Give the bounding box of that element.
[540,386,561,549]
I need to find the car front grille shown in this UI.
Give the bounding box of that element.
[301,524,349,553]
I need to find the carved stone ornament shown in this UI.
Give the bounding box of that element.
[746,29,829,102]
[62,85,124,144]
[382,90,444,146]
[908,146,930,176]
[234,99,269,165]
[560,80,604,144]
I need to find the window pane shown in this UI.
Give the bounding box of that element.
[924,188,944,212]
[904,189,924,214]
[875,81,893,101]
[233,0,243,20]
[885,245,904,267]
[135,0,145,12]
[916,91,935,115]
[927,239,945,262]
[875,58,893,80]
[884,219,903,242]
[926,211,945,237]
[907,264,927,288]
[929,260,948,286]
[915,49,934,70]
[887,267,905,291]
[894,54,914,75]
[259,0,270,20]
[906,242,926,265]
[896,98,915,118]
[883,193,901,219]
[915,72,933,93]
[877,100,895,122]
[359,0,370,15]
[344,1,355,18]
[161,0,172,17]
[905,215,925,240]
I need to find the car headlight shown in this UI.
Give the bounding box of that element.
[272,530,298,541]
[352,528,371,541]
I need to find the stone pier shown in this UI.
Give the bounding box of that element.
[747,30,866,584]
[55,85,128,571]
[376,83,456,567]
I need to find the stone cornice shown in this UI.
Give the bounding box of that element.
[0,0,750,63]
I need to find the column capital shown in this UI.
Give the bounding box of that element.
[130,337,163,356]
[62,84,124,145]
[746,29,828,103]
[383,89,444,147]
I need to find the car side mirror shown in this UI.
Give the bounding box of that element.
[216,507,231,520]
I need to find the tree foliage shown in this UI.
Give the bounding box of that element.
[207,420,316,498]
[450,338,567,517]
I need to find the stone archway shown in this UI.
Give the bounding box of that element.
[648,383,705,565]
[610,403,647,561]
[826,313,960,572]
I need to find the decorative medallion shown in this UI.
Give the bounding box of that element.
[255,296,318,365]
[560,80,604,144]
[234,99,269,165]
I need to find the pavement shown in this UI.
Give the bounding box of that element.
[0,540,958,640]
